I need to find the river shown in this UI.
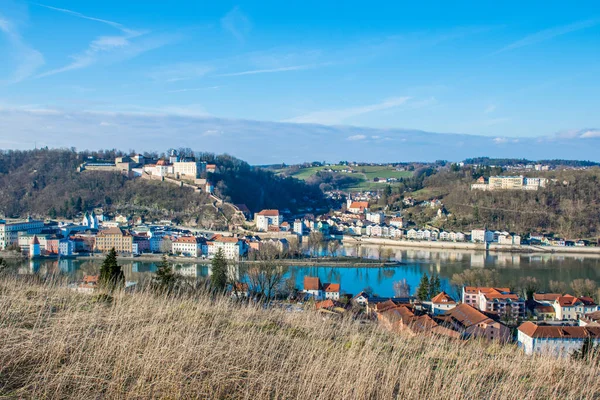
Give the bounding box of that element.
[12,246,600,299]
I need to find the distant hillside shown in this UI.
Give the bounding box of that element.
[463,157,600,168]
[0,149,326,227]
[407,167,600,239]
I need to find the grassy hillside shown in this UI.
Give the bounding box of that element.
[1,276,598,399]
[275,164,413,191]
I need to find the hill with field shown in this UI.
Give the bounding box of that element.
[0,276,597,398]
[272,163,415,191]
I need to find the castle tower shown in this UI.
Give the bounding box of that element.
[30,235,41,258]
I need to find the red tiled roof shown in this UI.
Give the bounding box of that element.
[444,304,492,328]
[349,201,369,209]
[431,291,455,304]
[324,283,340,293]
[533,293,562,302]
[304,276,322,291]
[518,321,600,339]
[257,209,279,217]
[316,299,335,310]
[174,236,198,244]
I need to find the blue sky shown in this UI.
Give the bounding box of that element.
[1,0,600,163]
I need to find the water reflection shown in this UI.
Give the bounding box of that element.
[13,246,600,298]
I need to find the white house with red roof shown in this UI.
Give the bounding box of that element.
[535,293,600,321]
[348,201,369,214]
[255,210,282,232]
[429,292,457,315]
[303,276,341,301]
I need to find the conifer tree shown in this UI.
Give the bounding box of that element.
[211,248,228,292]
[429,274,441,299]
[416,273,430,301]
[99,248,125,291]
[154,255,176,292]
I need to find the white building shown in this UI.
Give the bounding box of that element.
[254,210,282,232]
[498,234,521,246]
[471,229,494,243]
[293,219,304,235]
[324,283,341,300]
[59,239,75,256]
[366,212,385,224]
[208,236,246,260]
[390,217,405,228]
[173,160,206,179]
[172,236,203,257]
[518,322,600,356]
[0,218,44,250]
[430,292,457,315]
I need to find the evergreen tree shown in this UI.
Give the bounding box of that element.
[429,274,441,299]
[154,255,176,292]
[211,248,228,292]
[416,273,430,301]
[99,248,125,291]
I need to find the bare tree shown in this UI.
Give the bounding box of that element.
[308,231,324,258]
[393,279,411,297]
[243,243,287,301]
[288,236,301,259]
[570,279,597,298]
[328,240,341,257]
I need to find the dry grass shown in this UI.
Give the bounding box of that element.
[0,276,598,399]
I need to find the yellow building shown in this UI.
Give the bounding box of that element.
[95,227,133,253]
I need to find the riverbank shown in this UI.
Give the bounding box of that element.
[73,253,400,268]
[343,236,600,256]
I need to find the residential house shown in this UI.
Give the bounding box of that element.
[390,217,406,228]
[255,210,282,232]
[366,211,385,224]
[377,304,460,339]
[517,321,600,356]
[462,286,525,319]
[498,234,521,246]
[303,276,340,301]
[535,293,600,321]
[430,292,457,315]
[293,219,304,235]
[471,229,494,243]
[323,283,341,300]
[440,303,511,342]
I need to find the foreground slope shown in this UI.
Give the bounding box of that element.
[1,276,598,399]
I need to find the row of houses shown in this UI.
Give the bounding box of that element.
[367,287,600,356]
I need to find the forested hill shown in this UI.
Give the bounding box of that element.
[0,149,326,224]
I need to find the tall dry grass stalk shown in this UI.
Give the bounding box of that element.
[0,275,598,399]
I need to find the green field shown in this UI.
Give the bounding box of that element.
[277,164,413,190]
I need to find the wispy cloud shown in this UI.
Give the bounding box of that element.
[34,5,171,79]
[34,3,142,35]
[347,134,367,141]
[0,15,45,83]
[484,104,496,114]
[286,97,411,125]
[168,86,220,93]
[218,64,320,77]
[221,6,251,42]
[493,19,600,54]
[148,63,213,83]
